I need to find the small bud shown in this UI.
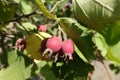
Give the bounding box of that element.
[15,38,26,51]
[37,25,47,32]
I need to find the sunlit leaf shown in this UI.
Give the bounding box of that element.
[15,22,36,35]
[7,50,17,65]
[26,32,52,60]
[92,32,120,66]
[20,0,33,14]
[22,22,36,30]
[0,50,33,80]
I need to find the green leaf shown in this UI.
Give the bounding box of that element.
[15,22,36,35]
[40,64,58,80]
[34,0,57,20]
[22,22,36,30]
[58,18,95,61]
[73,0,120,30]
[0,62,24,80]
[26,32,51,60]
[35,61,59,80]
[103,21,120,65]
[102,21,120,45]
[13,0,33,14]
[92,32,120,66]
[0,50,33,80]
[74,44,88,62]
[20,0,33,14]
[7,50,17,65]
[92,33,108,56]
[13,0,20,3]
[0,1,14,22]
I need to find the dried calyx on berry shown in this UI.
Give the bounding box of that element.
[15,38,26,51]
[42,36,62,58]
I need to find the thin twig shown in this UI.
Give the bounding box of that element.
[50,0,65,12]
[94,47,112,80]
[101,60,112,80]
[17,21,30,36]
[58,25,67,40]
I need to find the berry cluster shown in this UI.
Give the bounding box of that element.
[41,36,74,61]
[15,24,74,62]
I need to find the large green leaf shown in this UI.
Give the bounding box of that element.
[58,18,95,62]
[73,0,120,30]
[0,50,34,80]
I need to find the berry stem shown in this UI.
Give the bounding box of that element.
[58,26,63,41]
[58,25,67,40]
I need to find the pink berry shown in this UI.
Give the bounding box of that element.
[62,39,74,59]
[88,72,92,77]
[15,38,26,51]
[37,25,47,32]
[46,36,62,52]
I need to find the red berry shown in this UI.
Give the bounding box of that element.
[37,25,47,32]
[64,3,71,9]
[65,4,70,9]
[46,36,62,52]
[62,39,74,59]
[15,38,26,51]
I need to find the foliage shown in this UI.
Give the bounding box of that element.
[0,0,120,80]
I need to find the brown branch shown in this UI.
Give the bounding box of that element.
[0,31,6,54]
[16,21,30,36]
[0,11,43,25]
